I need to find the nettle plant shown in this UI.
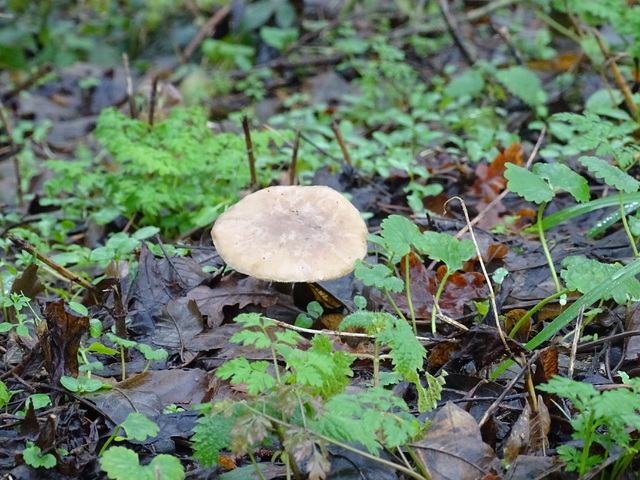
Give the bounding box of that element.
[44,106,291,236]
[192,312,441,480]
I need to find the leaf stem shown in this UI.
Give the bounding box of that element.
[618,192,639,257]
[537,202,563,294]
[405,254,417,334]
[508,289,571,338]
[431,269,451,334]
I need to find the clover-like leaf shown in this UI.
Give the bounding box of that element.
[534,163,590,203]
[561,256,640,304]
[505,163,554,204]
[379,215,427,257]
[579,156,640,193]
[420,231,475,272]
[354,260,404,292]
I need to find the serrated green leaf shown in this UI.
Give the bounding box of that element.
[216,358,275,394]
[420,231,475,272]
[534,163,590,202]
[380,215,426,257]
[579,156,640,193]
[354,261,404,292]
[561,256,640,304]
[120,412,159,442]
[192,413,236,466]
[505,163,554,204]
[376,316,426,377]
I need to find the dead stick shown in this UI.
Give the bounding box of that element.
[331,120,353,167]
[436,0,476,66]
[289,130,301,185]
[122,53,138,120]
[148,75,159,126]
[242,116,258,187]
[0,100,23,205]
[182,4,231,61]
[1,64,52,101]
[8,234,101,296]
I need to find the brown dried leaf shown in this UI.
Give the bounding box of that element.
[414,402,497,480]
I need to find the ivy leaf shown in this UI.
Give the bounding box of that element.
[120,412,159,442]
[534,163,590,203]
[579,156,640,193]
[420,232,475,272]
[354,261,404,293]
[379,215,427,257]
[561,256,640,304]
[505,163,554,204]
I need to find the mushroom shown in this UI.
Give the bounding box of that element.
[211,186,368,282]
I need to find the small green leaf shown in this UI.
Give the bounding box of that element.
[23,443,57,469]
[561,256,640,304]
[119,412,159,442]
[60,376,79,392]
[106,333,137,349]
[505,163,554,204]
[86,341,117,355]
[68,301,88,316]
[132,226,160,240]
[147,454,184,480]
[494,66,547,107]
[420,231,475,272]
[216,358,276,394]
[100,446,142,479]
[534,163,590,203]
[354,261,404,293]
[137,344,168,361]
[579,156,640,193]
[379,215,426,257]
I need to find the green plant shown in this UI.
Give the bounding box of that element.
[99,412,184,480]
[0,292,40,339]
[60,375,110,394]
[22,441,68,470]
[44,107,291,236]
[192,313,434,479]
[357,214,475,334]
[538,375,640,478]
[505,161,590,294]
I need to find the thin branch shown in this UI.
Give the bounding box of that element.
[242,116,258,187]
[182,4,231,62]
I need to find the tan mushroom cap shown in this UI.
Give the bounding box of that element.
[211,185,368,282]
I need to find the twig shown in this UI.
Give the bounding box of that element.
[453,126,546,240]
[122,53,138,119]
[182,4,231,62]
[0,64,52,102]
[289,130,301,185]
[242,116,258,187]
[148,75,159,126]
[478,350,540,428]
[0,100,23,205]
[444,197,514,359]
[568,304,585,379]
[8,234,101,297]
[436,0,476,66]
[331,120,353,167]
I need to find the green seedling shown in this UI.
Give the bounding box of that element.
[99,412,184,480]
[338,310,445,413]
[22,441,68,470]
[60,375,110,394]
[505,162,589,294]
[0,292,38,339]
[192,313,430,480]
[137,344,168,373]
[538,375,640,478]
[294,300,323,329]
[358,215,474,334]
[106,332,137,381]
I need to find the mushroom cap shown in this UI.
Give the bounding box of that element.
[211,185,368,282]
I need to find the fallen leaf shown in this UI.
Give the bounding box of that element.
[413,402,498,480]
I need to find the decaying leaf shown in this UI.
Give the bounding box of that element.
[413,402,498,480]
